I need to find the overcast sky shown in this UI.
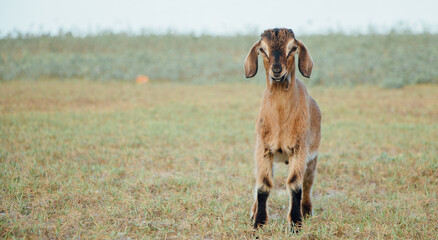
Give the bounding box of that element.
[0,0,437,36]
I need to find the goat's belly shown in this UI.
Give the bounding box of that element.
[273,152,289,164]
[273,151,318,164]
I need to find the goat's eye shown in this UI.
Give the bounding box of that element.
[259,48,268,57]
[288,46,298,57]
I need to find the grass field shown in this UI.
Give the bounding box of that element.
[0,80,437,239]
[1,32,438,87]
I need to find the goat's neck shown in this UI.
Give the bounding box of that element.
[263,72,300,127]
[266,71,299,110]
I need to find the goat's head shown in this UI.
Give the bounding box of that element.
[244,28,313,83]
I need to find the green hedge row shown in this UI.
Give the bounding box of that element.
[1,32,437,87]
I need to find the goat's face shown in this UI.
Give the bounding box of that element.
[244,28,313,82]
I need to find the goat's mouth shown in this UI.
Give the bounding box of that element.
[271,74,287,82]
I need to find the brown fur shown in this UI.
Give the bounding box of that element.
[244,28,321,230]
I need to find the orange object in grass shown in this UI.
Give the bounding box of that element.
[136,75,149,84]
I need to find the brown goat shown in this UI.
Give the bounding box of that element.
[244,28,321,231]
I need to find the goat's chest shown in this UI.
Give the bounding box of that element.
[257,115,303,153]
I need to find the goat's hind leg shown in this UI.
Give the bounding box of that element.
[251,147,274,228]
[302,154,318,218]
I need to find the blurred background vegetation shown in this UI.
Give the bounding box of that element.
[1,31,437,88]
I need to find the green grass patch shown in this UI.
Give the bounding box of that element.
[0,81,437,238]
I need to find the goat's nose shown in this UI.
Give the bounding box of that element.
[272,64,282,74]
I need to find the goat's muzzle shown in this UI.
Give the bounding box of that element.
[272,64,282,74]
[271,73,287,82]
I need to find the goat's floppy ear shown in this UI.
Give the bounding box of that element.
[297,39,313,78]
[244,41,260,78]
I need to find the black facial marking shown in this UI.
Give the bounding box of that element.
[273,28,279,37]
[290,188,302,225]
[273,50,281,62]
[254,189,269,228]
[261,28,295,46]
[261,30,272,40]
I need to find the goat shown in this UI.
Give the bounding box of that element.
[244,28,321,231]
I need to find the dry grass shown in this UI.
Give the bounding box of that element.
[0,80,437,239]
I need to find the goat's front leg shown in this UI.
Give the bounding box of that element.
[286,147,307,232]
[251,145,274,229]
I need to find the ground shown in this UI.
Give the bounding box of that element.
[0,80,437,239]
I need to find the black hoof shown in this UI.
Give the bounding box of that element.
[302,205,312,218]
[253,218,267,229]
[291,222,302,233]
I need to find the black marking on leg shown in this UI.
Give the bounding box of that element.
[254,190,269,228]
[263,148,272,158]
[302,202,312,218]
[288,144,300,155]
[288,173,297,185]
[290,188,302,225]
[262,177,272,189]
